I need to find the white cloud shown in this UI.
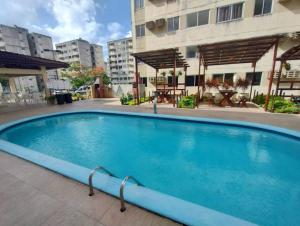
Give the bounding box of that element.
[45,0,102,43]
[107,22,123,40]
[0,0,44,28]
[125,30,132,38]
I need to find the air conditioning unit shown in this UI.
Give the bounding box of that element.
[146,21,156,30]
[155,18,166,28]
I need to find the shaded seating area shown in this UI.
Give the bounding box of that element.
[275,44,300,97]
[197,35,280,109]
[0,51,68,107]
[131,48,189,106]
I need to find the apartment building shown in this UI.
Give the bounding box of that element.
[28,32,59,85]
[108,37,135,85]
[0,24,39,92]
[131,0,300,95]
[90,44,105,68]
[56,39,104,69]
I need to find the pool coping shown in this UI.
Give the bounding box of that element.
[1,110,299,226]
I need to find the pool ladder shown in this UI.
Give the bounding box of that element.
[88,166,114,196]
[88,166,142,212]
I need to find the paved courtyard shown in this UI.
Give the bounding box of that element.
[0,99,299,226]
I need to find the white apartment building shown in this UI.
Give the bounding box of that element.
[131,0,300,96]
[108,37,135,85]
[0,25,39,93]
[56,39,104,69]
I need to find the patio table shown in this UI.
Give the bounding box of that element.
[219,90,237,107]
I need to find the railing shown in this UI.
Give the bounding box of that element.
[88,166,114,196]
[119,176,142,212]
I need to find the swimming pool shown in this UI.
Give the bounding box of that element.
[0,111,299,226]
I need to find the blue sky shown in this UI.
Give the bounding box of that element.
[0,0,132,59]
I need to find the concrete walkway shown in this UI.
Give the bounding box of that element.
[0,151,180,226]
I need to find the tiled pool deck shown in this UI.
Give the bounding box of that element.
[0,99,299,226]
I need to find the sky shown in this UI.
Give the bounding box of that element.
[0,0,132,59]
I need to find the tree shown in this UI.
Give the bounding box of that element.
[61,63,96,89]
[90,67,111,86]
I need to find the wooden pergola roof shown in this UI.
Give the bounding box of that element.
[198,35,280,66]
[131,48,189,69]
[0,51,69,70]
[277,44,300,61]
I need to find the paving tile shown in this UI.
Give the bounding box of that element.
[99,199,179,226]
[41,206,105,226]
[0,180,63,226]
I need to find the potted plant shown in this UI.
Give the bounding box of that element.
[236,77,250,101]
[284,62,291,71]
[236,78,249,93]
[177,70,183,76]
[45,95,56,105]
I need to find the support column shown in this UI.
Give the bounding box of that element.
[41,66,50,97]
[134,57,140,105]
[184,66,187,92]
[202,64,206,94]
[264,39,279,111]
[9,78,17,93]
[197,51,202,98]
[173,54,176,107]
[249,62,256,100]
[155,69,158,91]
[275,61,283,95]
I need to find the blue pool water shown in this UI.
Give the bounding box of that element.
[0,112,299,226]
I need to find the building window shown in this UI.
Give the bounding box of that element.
[217,3,243,23]
[212,73,234,84]
[167,76,178,87]
[136,24,145,37]
[134,0,144,11]
[254,0,272,16]
[246,72,262,85]
[186,46,198,58]
[141,77,147,87]
[185,75,198,86]
[167,16,179,32]
[187,10,209,28]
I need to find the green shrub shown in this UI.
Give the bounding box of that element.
[252,94,266,106]
[268,97,299,114]
[178,95,195,109]
[72,93,85,101]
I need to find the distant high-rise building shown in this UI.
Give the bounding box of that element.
[55,39,104,69]
[107,37,134,84]
[0,24,38,92]
[90,44,105,68]
[27,32,58,92]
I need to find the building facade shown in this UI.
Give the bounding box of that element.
[28,32,59,89]
[0,25,39,92]
[56,39,105,69]
[108,37,135,85]
[130,0,300,96]
[90,44,105,68]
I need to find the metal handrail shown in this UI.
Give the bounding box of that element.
[119,176,142,212]
[88,166,114,196]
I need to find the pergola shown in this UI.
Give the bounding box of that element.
[131,48,189,106]
[198,35,280,110]
[275,44,300,96]
[0,51,68,96]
